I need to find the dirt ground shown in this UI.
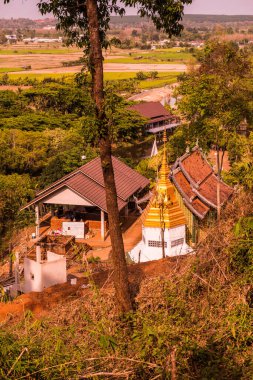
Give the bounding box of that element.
[0,53,83,70]
[2,62,186,74]
[0,254,191,324]
[208,150,231,172]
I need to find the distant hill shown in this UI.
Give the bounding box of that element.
[109,14,253,27]
[1,15,253,30]
[183,14,253,23]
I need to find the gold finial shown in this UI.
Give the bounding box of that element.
[163,129,167,144]
[160,129,169,183]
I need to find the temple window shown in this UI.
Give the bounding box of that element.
[171,238,184,247]
[148,240,167,248]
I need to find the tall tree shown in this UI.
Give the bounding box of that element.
[177,40,252,220]
[3,0,192,312]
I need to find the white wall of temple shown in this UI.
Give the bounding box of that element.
[129,224,191,263]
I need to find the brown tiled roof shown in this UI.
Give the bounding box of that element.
[22,156,149,212]
[129,101,171,120]
[180,150,213,185]
[66,173,126,211]
[80,156,149,201]
[198,174,234,207]
[191,198,210,218]
[174,171,195,200]
[171,147,234,219]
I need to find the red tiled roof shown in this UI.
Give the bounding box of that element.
[22,156,149,212]
[80,156,149,201]
[66,173,126,211]
[174,171,195,200]
[198,174,234,207]
[171,147,234,219]
[129,101,171,120]
[180,150,212,185]
[191,198,210,218]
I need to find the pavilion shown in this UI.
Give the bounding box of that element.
[22,156,150,240]
[128,101,180,134]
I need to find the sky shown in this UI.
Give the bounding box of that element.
[0,0,253,19]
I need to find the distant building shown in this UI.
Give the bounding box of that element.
[42,25,56,30]
[129,101,180,135]
[170,146,234,243]
[5,34,17,43]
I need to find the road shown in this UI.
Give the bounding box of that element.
[12,62,187,74]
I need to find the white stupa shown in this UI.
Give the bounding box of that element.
[129,131,192,263]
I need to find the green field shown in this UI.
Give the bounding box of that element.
[3,72,75,81]
[138,73,180,89]
[0,48,80,55]
[2,71,180,89]
[105,72,180,88]
[0,67,24,73]
[105,48,194,64]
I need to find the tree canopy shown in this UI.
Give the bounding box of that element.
[177,40,253,152]
[36,0,192,50]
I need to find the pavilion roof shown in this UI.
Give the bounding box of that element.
[128,101,171,120]
[22,156,150,213]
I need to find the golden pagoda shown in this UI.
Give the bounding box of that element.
[143,131,186,229]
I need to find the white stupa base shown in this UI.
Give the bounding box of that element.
[128,240,193,263]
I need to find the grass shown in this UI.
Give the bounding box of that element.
[0,48,80,55]
[0,67,24,73]
[105,48,194,64]
[5,71,180,89]
[5,73,75,80]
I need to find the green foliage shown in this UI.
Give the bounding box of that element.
[224,132,253,190]
[87,256,101,264]
[230,217,253,278]
[196,40,251,77]
[135,158,156,182]
[36,0,193,51]
[22,83,95,116]
[136,71,148,80]
[0,174,34,241]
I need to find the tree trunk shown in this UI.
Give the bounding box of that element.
[216,146,221,222]
[86,0,132,312]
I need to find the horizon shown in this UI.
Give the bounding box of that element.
[0,0,253,19]
[1,13,253,20]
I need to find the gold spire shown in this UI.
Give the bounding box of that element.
[143,129,186,229]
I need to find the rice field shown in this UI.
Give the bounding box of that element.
[2,71,180,89]
[104,48,194,64]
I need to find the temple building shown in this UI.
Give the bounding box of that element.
[128,101,180,135]
[129,132,192,263]
[22,156,149,241]
[170,147,234,243]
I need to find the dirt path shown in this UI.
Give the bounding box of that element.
[10,62,186,74]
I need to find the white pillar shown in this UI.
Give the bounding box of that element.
[36,245,41,262]
[35,204,40,237]
[14,251,19,287]
[101,210,105,241]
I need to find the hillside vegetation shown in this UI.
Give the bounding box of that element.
[0,192,252,379]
